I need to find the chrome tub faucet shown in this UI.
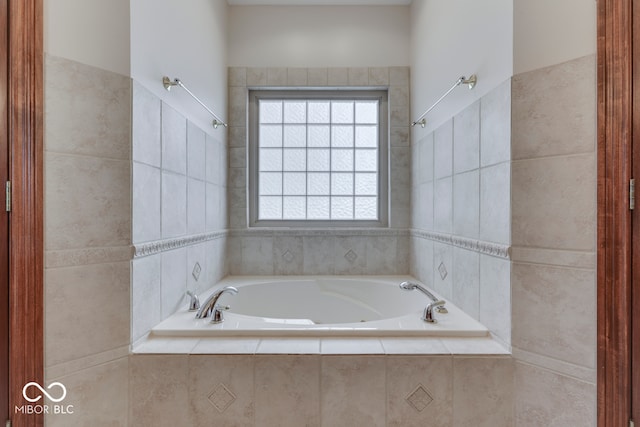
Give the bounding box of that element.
[399,281,447,323]
[195,286,239,323]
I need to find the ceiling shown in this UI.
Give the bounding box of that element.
[227,0,412,5]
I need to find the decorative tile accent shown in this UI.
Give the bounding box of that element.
[410,229,511,260]
[405,384,434,412]
[282,250,294,263]
[438,262,448,280]
[208,383,236,413]
[344,249,358,263]
[192,262,201,281]
[133,230,228,258]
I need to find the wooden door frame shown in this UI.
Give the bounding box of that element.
[1,0,638,425]
[0,0,9,422]
[597,0,635,425]
[6,0,44,426]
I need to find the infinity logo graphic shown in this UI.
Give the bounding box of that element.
[22,382,67,403]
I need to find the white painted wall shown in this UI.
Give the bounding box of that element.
[44,0,131,76]
[513,0,597,75]
[130,0,228,134]
[228,6,410,67]
[410,0,513,135]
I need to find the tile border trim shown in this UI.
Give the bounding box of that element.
[133,230,229,258]
[411,229,511,260]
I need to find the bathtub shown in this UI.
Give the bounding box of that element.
[151,276,489,338]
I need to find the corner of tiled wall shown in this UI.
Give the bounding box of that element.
[510,54,597,425]
[131,80,229,344]
[410,77,512,348]
[44,54,132,426]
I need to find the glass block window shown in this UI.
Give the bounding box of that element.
[249,90,388,227]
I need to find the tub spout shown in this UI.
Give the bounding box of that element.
[399,281,447,323]
[195,286,238,322]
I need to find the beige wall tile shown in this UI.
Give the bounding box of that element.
[287,68,308,86]
[512,262,596,368]
[479,255,511,345]
[132,255,162,342]
[132,162,161,244]
[480,79,511,167]
[229,126,247,148]
[512,153,596,251]
[452,357,513,427]
[161,172,187,238]
[391,193,411,228]
[229,86,248,126]
[514,362,595,427]
[416,132,434,184]
[390,104,410,128]
[273,236,304,275]
[46,262,130,366]
[390,85,410,107]
[453,170,480,239]
[229,67,247,87]
[267,67,287,86]
[390,67,410,86]
[411,236,433,288]
[453,100,480,174]
[187,121,207,181]
[348,67,369,86]
[47,357,129,427]
[46,153,131,250]
[161,102,187,174]
[396,234,410,274]
[130,355,189,426]
[434,177,453,234]
[187,178,206,235]
[390,125,410,147]
[241,236,274,275]
[480,162,511,245]
[328,68,348,86]
[434,119,453,179]
[369,67,390,86]
[255,355,320,427]
[452,248,480,320]
[334,236,368,274]
[188,356,254,426]
[512,54,596,160]
[386,356,453,427]
[366,236,398,275]
[308,68,328,86]
[432,242,453,300]
[247,68,267,86]
[132,81,161,167]
[303,236,336,275]
[45,55,131,161]
[207,183,225,231]
[413,182,434,231]
[321,356,385,427]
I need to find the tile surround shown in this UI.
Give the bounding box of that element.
[44,51,598,426]
[227,66,411,274]
[126,352,512,427]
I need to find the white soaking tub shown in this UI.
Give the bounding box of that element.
[151,276,489,338]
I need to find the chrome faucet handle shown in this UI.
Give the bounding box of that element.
[186,290,200,311]
[211,305,230,324]
[423,300,446,323]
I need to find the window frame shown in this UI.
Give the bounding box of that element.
[248,89,389,228]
